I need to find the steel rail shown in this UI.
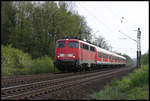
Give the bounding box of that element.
[2,67,132,100]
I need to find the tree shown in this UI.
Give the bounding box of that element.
[1,1,16,45]
[1,1,93,59]
[141,52,149,65]
[93,35,110,50]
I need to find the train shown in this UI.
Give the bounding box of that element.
[54,37,126,72]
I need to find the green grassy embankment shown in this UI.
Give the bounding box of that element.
[2,45,61,77]
[91,64,149,100]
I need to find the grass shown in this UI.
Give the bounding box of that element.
[91,64,149,100]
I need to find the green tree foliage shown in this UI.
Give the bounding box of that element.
[1,1,16,45]
[141,52,149,65]
[1,1,92,59]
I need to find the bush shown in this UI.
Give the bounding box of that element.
[29,56,60,74]
[2,66,31,76]
[127,84,149,100]
[91,64,149,100]
[128,64,149,87]
[1,45,32,68]
[1,45,61,77]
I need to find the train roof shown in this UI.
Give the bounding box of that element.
[57,38,126,60]
[96,46,126,59]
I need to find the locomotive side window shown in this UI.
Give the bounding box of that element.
[57,41,65,48]
[68,41,78,48]
[90,46,95,52]
[83,44,89,50]
[80,43,83,48]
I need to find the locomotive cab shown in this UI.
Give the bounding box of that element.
[54,39,80,71]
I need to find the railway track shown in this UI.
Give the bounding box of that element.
[1,67,116,88]
[1,67,133,100]
[2,72,73,88]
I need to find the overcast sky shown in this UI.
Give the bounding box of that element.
[73,1,149,58]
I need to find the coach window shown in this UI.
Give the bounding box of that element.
[102,53,104,59]
[100,52,103,58]
[57,41,65,48]
[106,54,108,59]
[105,54,106,59]
[110,55,112,60]
[113,56,115,60]
[97,52,100,58]
[106,54,108,60]
[98,52,102,58]
[113,56,115,61]
[101,53,103,58]
[68,41,79,48]
[104,53,106,59]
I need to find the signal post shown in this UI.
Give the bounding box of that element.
[137,28,141,68]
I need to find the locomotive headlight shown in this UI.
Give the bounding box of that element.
[60,54,64,57]
[67,54,73,57]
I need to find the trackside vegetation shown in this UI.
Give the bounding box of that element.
[91,53,149,100]
[2,45,60,77]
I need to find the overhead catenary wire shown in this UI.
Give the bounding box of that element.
[78,3,123,52]
[78,3,134,41]
[103,5,137,44]
[78,3,115,35]
[118,30,137,42]
[77,3,137,54]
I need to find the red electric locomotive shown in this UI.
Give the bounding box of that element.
[54,37,126,72]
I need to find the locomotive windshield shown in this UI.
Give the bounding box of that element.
[68,41,78,48]
[57,41,65,48]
